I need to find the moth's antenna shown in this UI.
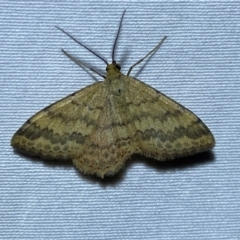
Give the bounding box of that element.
[127,36,167,76]
[112,10,126,62]
[56,26,108,65]
[61,49,106,79]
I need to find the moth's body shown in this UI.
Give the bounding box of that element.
[11,62,215,178]
[11,11,215,178]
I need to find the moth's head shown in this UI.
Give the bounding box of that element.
[106,61,121,73]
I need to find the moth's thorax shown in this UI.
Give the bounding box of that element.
[105,63,126,97]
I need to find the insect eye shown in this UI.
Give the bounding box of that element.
[116,64,121,70]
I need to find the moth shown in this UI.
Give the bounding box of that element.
[11,11,215,178]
